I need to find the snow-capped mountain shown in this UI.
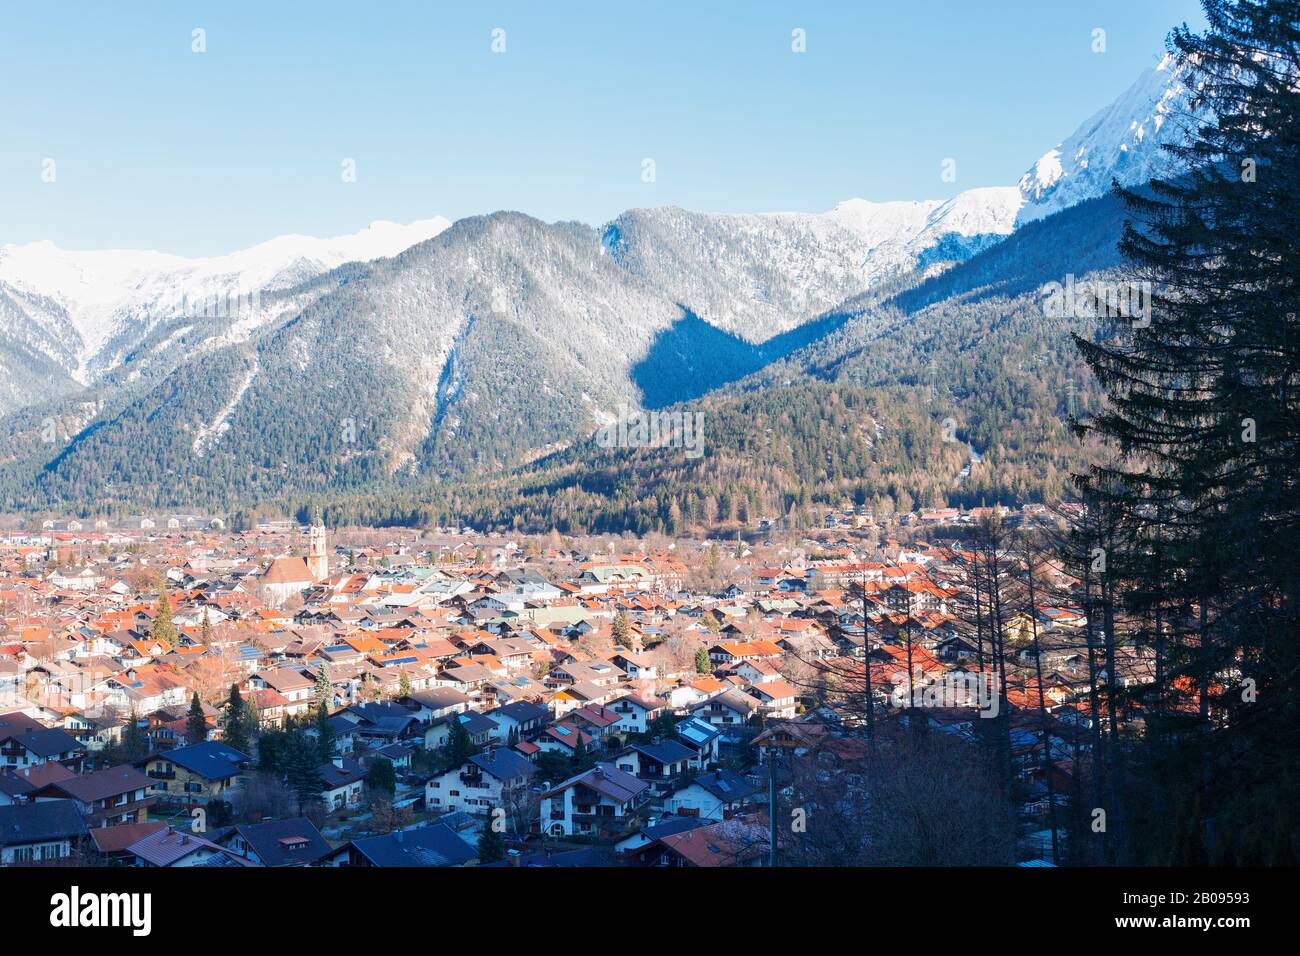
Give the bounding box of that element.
[604,185,1022,342]
[1017,54,1195,223]
[0,51,1213,508]
[0,217,451,393]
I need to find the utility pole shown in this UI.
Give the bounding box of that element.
[768,746,778,867]
[862,569,874,740]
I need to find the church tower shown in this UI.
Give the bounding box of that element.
[307,522,329,581]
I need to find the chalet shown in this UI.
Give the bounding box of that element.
[141,741,249,806]
[536,723,595,757]
[0,712,85,771]
[563,703,623,743]
[425,747,535,814]
[630,814,768,867]
[319,755,367,811]
[32,764,156,828]
[674,716,722,769]
[541,763,649,837]
[606,694,662,735]
[708,640,784,666]
[487,700,549,741]
[334,702,423,746]
[328,822,476,867]
[614,738,694,795]
[219,817,332,867]
[126,825,252,867]
[687,689,761,729]
[250,667,316,717]
[661,767,760,820]
[610,651,657,681]
[0,799,88,864]
[425,710,499,750]
[746,679,800,719]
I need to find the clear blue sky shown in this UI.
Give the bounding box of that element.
[0,0,1206,256]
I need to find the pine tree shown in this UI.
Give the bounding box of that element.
[185,692,207,744]
[611,610,631,647]
[367,756,396,795]
[284,733,324,815]
[1074,0,1300,864]
[315,703,336,764]
[222,683,250,754]
[152,583,176,648]
[314,663,333,711]
[123,706,146,760]
[444,719,473,769]
[571,733,592,771]
[398,668,412,699]
[244,692,261,735]
[695,645,712,674]
[476,810,507,863]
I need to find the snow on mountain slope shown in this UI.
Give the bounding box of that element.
[603,187,1021,343]
[0,217,451,386]
[1017,54,1196,223]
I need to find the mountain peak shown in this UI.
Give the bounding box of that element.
[1016,52,1195,224]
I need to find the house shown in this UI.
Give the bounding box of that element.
[126,824,253,867]
[319,755,367,811]
[87,820,168,863]
[335,702,423,747]
[563,703,623,744]
[219,817,332,866]
[62,712,124,752]
[746,679,800,719]
[0,712,85,771]
[0,761,77,806]
[487,700,549,742]
[328,821,477,867]
[610,652,657,681]
[424,710,500,751]
[0,799,88,864]
[687,689,761,730]
[615,739,695,795]
[606,694,662,735]
[631,814,769,867]
[661,768,760,820]
[614,813,711,854]
[141,741,249,805]
[674,717,722,769]
[32,764,156,828]
[708,640,784,666]
[540,762,649,837]
[425,746,535,815]
[401,687,471,725]
[536,723,595,758]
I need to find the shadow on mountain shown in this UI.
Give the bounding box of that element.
[891,191,1131,315]
[632,308,850,409]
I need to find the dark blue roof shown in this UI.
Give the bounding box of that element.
[632,739,695,764]
[157,741,249,780]
[641,815,712,840]
[351,822,476,867]
[0,799,88,846]
[469,748,535,781]
[494,700,548,723]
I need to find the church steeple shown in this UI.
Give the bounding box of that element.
[307,518,329,581]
